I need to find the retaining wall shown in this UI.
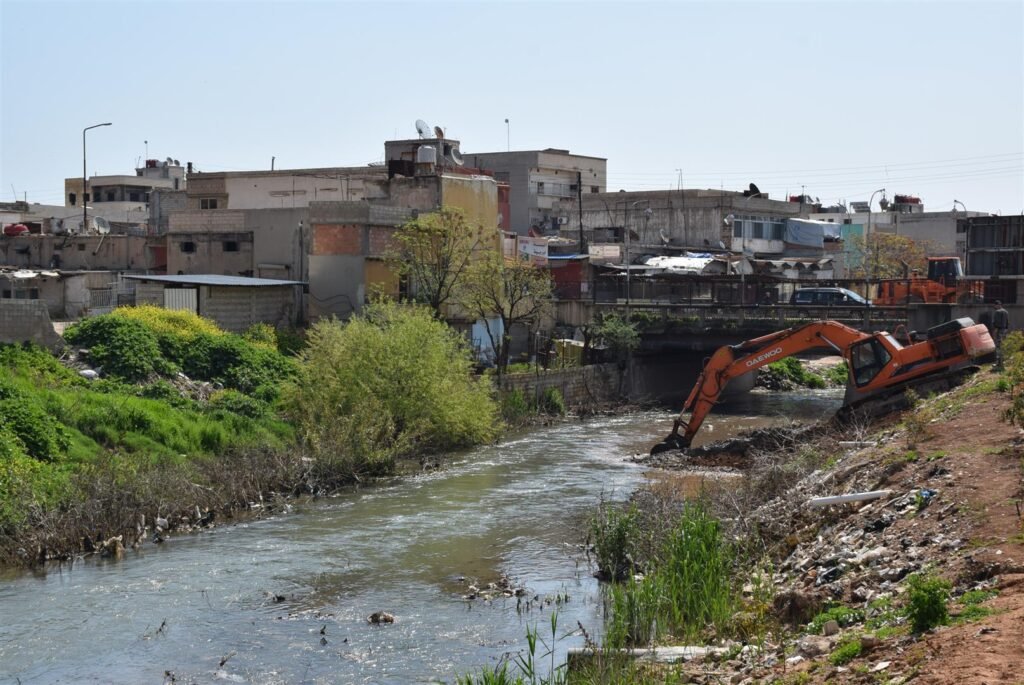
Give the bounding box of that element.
[498,363,621,410]
[0,300,64,350]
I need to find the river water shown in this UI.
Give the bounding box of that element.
[0,391,840,685]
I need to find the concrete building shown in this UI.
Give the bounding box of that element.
[0,269,127,319]
[557,189,810,255]
[127,274,305,332]
[63,159,188,233]
[0,232,150,272]
[162,137,503,322]
[184,166,388,211]
[463,149,607,235]
[809,204,987,257]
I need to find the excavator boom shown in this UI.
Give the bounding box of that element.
[650,318,994,454]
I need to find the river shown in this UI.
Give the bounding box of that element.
[0,390,841,685]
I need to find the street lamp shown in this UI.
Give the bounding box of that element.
[952,199,967,215]
[83,122,112,234]
[867,187,886,297]
[624,200,652,319]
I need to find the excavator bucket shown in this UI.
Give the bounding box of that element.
[650,430,689,455]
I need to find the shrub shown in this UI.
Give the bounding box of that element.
[64,316,161,381]
[181,333,294,396]
[761,357,826,389]
[596,314,640,358]
[283,303,498,475]
[208,389,268,419]
[906,572,951,632]
[500,388,530,422]
[809,604,865,634]
[829,636,862,666]
[242,323,278,350]
[539,387,566,415]
[0,396,69,462]
[589,502,640,581]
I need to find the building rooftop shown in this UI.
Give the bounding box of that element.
[123,274,306,287]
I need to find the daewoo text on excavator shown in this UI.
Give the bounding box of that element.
[650,318,995,454]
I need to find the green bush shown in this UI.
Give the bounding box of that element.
[208,389,268,419]
[590,502,640,581]
[501,388,530,422]
[283,303,498,476]
[539,387,566,415]
[761,357,826,389]
[809,604,865,634]
[181,333,294,396]
[64,316,161,381]
[0,396,69,462]
[906,572,951,632]
[829,636,862,666]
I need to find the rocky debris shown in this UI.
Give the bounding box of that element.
[98,535,124,559]
[367,611,395,624]
[462,573,527,601]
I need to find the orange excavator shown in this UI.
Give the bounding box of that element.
[650,318,995,454]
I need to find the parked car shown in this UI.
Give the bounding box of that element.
[790,287,872,308]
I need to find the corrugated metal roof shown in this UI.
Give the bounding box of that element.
[122,274,305,287]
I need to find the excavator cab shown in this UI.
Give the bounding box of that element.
[849,337,893,387]
[927,257,963,287]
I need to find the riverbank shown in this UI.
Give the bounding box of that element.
[575,363,1022,684]
[0,305,631,569]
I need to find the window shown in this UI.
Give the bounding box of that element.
[106,192,115,202]
[69,193,77,206]
[850,338,892,387]
[200,198,219,210]
[752,222,765,239]
[770,222,784,240]
[180,241,196,253]
[129,192,140,202]
[733,220,743,238]
[591,186,599,193]
[77,243,85,251]
[84,193,90,202]
[535,182,545,195]
[222,240,239,252]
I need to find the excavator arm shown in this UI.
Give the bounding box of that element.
[650,321,871,454]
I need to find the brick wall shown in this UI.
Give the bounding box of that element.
[312,224,362,255]
[498,363,620,410]
[0,301,63,350]
[368,226,398,256]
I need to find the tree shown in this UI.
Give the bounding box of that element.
[845,233,936,280]
[458,254,554,376]
[282,302,498,481]
[390,206,485,318]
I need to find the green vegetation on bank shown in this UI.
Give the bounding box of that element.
[283,302,499,479]
[1,302,504,565]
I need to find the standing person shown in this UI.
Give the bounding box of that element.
[992,300,1010,347]
[991,300,1010,369]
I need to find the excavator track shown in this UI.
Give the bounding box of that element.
[834,365,980,425]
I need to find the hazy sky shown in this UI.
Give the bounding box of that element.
[2,0,1022,213]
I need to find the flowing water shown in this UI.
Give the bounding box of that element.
[0,390,840,685]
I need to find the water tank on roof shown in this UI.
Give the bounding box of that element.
[3,223,29,236]
[416,145,437,164]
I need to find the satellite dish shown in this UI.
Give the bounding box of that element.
[433,126,444,140]
[173,159,180,166]
[443,143,462,165]
[448,144,464,165]
[723,213,735,227]
[748,182,761,197]
[415,119,432,139]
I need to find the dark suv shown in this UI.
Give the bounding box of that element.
[790,287,871,308]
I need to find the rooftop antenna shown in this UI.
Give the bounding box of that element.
[415,119,432,139]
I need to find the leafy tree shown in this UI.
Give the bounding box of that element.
[458,254,553,376]
[845,233,936,280]
[390,206,486,318]
[282,302,498,480]
[593,313,640,362]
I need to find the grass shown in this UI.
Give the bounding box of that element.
[601,502,738,649]
[808,604,865,634]
[829,636,862,666]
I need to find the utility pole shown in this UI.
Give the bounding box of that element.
[576,171,585,252]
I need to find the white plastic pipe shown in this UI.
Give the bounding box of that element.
[808,490,891,508]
